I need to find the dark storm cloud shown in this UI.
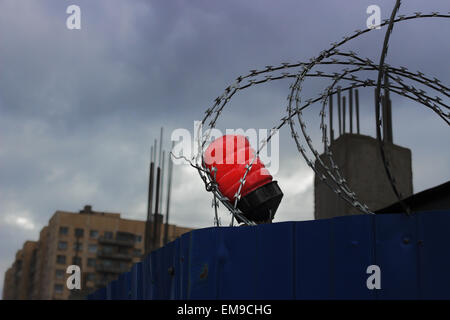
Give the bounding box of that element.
[0,0,448,295]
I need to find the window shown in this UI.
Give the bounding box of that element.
[86,273,95,282]
[54,284,64,294]
[135,235,142,243]
[89,230,98,239]
[118,246,128,254]
[119,262,128,270]
[59,227,68,236]
[56,255,66,265]
[58,241,67,250]
[104,231,113,240]
[72,257,82,266]
[88,244,97,253]
[74,228,84,237]
[100,274,109,283]
[133,249,142,257]
[87,258,96,267]
[102,245,114,254]
[116,232,134,242]
[73,242,83,252]
[103,259,113,267]
[55,269,65,280]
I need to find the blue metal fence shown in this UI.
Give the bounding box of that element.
[87,211,450,300]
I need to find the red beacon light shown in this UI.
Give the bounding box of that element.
[204,135,283,224]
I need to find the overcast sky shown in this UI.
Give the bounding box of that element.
[0,0,448,296]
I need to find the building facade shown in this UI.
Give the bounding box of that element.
[2,241,38,300]
[314,134,413,219]
[2,205,192,300]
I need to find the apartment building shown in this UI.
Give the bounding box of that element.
[2,241,38,300]
[2,205,193,300]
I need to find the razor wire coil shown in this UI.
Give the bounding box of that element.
[178,3,450,226]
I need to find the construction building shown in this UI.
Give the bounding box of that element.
[314,87,414,219]
[2,205,192,300]
[314,133,413,219]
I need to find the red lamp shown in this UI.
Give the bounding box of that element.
[204,135,283,223]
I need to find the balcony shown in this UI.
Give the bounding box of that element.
[95,278,110,289]
[97,249,133,261]
[95,263,129,274]
[97,237,134,247]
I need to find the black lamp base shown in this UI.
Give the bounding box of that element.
[236,181,283,224]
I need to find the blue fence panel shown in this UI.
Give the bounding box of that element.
[188,227,219,299]
[375,213,419,299]
[130,262,143,299]
[295,219,333,299]
[417,211,450,299]
[116,273,126,300]
[109,279,119,300]
[179,232,191,300]
[87,211,450,300]
[150,248,163,299]
[216,226,258,299]
[161,240,176,299]
[172,238,181,299]
[331,214,375,299]
[125,271,132,300]
[106,279,113,300]
[254,222,295,299]
[142,253,152,299]
[96,286,107,300]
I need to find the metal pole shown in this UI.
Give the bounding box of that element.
[150,146,153,169]
[375,88,380,139]
[159,127,163,167]
[164,142,175,245]
[382,94,388,142]
[159,150,165,245]
[153,140,157,163]
[153,166,161,250]
[355,89,360,134]
[342,96,346,134]
[329,93,334,142]
[349,87,353,134]
[153,128,163,249]
[159,151,165,217]
[337,87,342,136]
[382,73,388,143]
[145,146,155,255]
[150,138,157,251]
[387,97,393,143]
[384,71,393,143]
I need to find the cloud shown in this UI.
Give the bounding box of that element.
[3,216,35,231]
[0,0,449,296]
[2,204,36,231]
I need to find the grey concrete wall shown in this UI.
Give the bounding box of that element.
[314,134,413,219]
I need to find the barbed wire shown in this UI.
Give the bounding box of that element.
[374,0,406,213]
[186,5,449,226]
